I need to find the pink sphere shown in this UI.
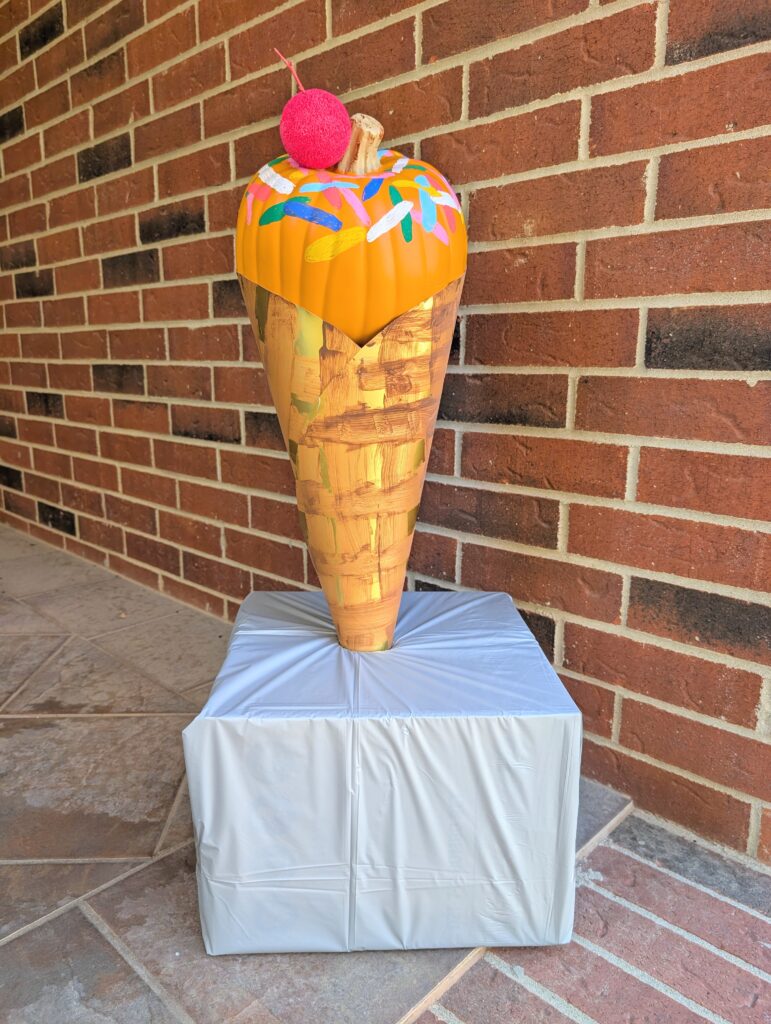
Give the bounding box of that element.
[279,89,352,170]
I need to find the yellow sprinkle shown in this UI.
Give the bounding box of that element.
[304,226,367,262]
[390,178,442,196]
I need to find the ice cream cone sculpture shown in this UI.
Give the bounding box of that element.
[236,58,467,650]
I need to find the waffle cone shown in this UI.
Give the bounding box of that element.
[239,275,464,651]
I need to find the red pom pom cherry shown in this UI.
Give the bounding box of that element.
[280,89,351,170]
[274,49,352,170]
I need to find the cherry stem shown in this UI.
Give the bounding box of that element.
[274,48,305,92]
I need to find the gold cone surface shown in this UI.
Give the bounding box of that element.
[239,275,464,651]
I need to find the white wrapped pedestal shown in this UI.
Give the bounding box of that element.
[183,591,582,954]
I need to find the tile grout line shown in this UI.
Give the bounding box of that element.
[0,633,69,712]
[484,952,601,1024]
[79,902,196,1024]
[153,774,188,857]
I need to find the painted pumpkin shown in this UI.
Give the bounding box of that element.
[235,149,467,343]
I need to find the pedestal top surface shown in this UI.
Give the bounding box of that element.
[193,591,580,723]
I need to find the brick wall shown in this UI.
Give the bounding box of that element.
[1,0,770,859]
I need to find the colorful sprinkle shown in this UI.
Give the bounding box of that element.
[418,186,437,232]
[341,188,371,225]
[325,187,343,209]
[258,163,294,195]
[432,223,450,245]
[284,201,343,230]
[258,196,310,225]
[299,182,361,192]
[392,155,409,172]
[362,177,384,201]
[366,200,413,242]
[305,226,367,262]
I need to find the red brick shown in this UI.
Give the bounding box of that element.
[112,399,169,434]
[646,303,771,372]
[126,531,180,575]
[472,161,647,241]
[146,365,211,401]
[409,530,457,582]
[55,423,98,455]
[233,125,284,180]
[759,809,771,865]
[71,52,125,106]
[224,527,304,581]
[354,68,464,140]
[440,373,567,427]
[121,467,176,507]
[198,0,277,40]
[134,105,201,162]
[1,62,35,110]
[464,245,576,304]
[420,480,559,547]
[159,509,221,555]
[561,674,615,737]
[25,80,69,128]
[590,52,771,155]
[628,577,771,666]
[48,363,92,391]
[461,542,622,621]
[183,550,249,599]
[229,0,326,82]
[168,325,239,361]
[158,143,230,199]
[3,492,37,520]
[250,494,302,541]
[83,214,137,257]
[92,81,150,137]
[25,471,60,503]
[154,439,217,479]
[18,419,53,445]
[10,202,46,237]
[179,480,248,526]
[585,222,771,298]
[162,235,233,280]
[427,427,454,475]
[87,291,140,325]
[64,395,110,425]
[37,227,81,265]
[97,168,155,217]
[3,133,41,175]
[298,20,415,97]
[422,102,579,186]
[109,328,165,361]
[33,448,70,478]
[0,172,30,209]
[55,259,101,294]
[105,493,157,533]
[203,71,289,138]
[462,433,628,498]
[108,551,159,587]
[171,405,240,444]
[424,0,584,60]
[220,450,294,495]
[657,136,771,220]
[44,109,90,158]
[466,309,638,367]
[213,367,270,405]
[142,284,209,322]
[35,31,84,87]
[79,516,123,552]
[60,482,102,516]
[625,701,771,800]
[162,575,225,618]
[575,377,770,445]
[152,42,225,110]
[99,431,152,467]
[471,6,655,117]
[569,505,770,591]
[6,302,42,329]
[583,739,751,850]
[637,448,771,522]
[126,7,195,76]
[564,623,762,727]
[667,0,771,64]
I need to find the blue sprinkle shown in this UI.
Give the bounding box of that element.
[419,187,437,232]
[415,174,432,188]
[299,182,361,192]
[284,201,343,231]
[362,178,384,201]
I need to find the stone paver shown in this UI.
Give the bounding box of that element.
[2,524,770,1024]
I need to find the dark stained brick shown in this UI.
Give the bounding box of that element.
[102,249,160,287]
[521,609,555,661]
[19,3,64,59]
[646,305,771,371]
[26,391,64,417]
[212,278,245,318]
[38,500,76,535]
[85,0,144,57]
[14,269,54,298]
[667,3,771,64]
[414,579,451,592]
[93,364,145,394]
[244,411,284,451]
[77,134,131,182]
[0,416,17,438]
[420,480,559,547]
[171,405,241,444]
[0,241,36,270]
[629,577,771,665]
[139,201,205,243]
[439,373,567,426]
[0,106,24,144]
[0,466,23,490]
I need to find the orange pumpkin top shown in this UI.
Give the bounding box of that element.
[235,150,467,344]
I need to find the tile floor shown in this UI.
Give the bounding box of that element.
[1,524,769,1023]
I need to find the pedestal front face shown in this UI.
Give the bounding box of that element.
[183,592,582,954]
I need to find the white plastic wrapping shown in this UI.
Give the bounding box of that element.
[183,591,582,954]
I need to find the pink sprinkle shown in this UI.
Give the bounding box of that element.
[411,208,422,224]
[325,187,342,209]
[246,193,255,225]
[432,223,450,245]
[445,207,457,233]
[341,188,371,225]
[317,169,332,182]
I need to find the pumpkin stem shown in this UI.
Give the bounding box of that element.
[274,48,305,92]
[337,113,384,174]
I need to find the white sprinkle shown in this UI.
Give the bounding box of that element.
[432,192,458,208]
[392,156,409,172]
[366,200,414,242]
[258,164,294,195]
